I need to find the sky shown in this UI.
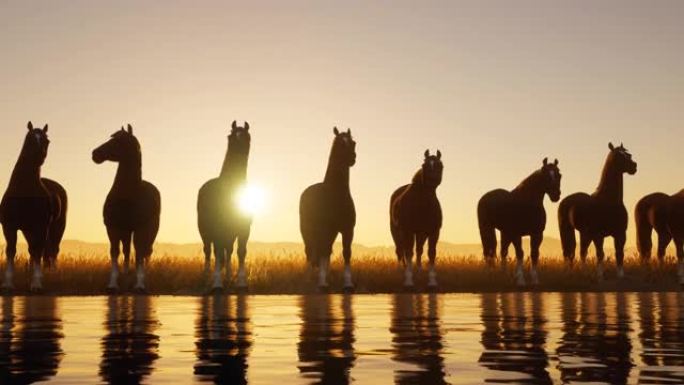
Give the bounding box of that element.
[1,1,683,246]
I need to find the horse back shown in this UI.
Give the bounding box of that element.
[479,188,545,235]
[41,178,67,222]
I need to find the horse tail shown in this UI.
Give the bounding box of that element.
[390,186,407,263]
[477,195,497,259]
[43,178,67,262]
[558,196,576,261]
[635,195,655,260]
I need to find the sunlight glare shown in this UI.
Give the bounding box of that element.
[235,184,267,216]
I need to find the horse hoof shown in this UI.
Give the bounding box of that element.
[235,286,249,294]
[133,287,148,295]
[29,287,44,295]
[1,286,13,296]
[343,286,355,294]
[402,285,415,293]
[426,285,438,293]
[208,287,224,295]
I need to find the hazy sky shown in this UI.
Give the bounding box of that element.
[1,1,683,246]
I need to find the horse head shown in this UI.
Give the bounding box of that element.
[23,121,50,166]
[541,157,561,202]
[421,149,443,188]
[332,127,356,167]
[228,120,251,155]
[608,142,637,175]
[92,124,141,164]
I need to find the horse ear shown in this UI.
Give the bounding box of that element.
[43,124,48,133]
[232,120,237,130]
[436,150,442,160]
[620,142,624,149]
[554,158,558,166]
[543,157,548,166]
[424,149,430,159]
[347,128,351,135]
[121,126,125,131]
[127,124,133,135]
[608,142,615,151]
[333,127,340,136]
[244,121,249,131]
[27,121,33,131]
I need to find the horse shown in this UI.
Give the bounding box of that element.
[558,143,637,280]
[92,124,161,293]
[197,121,252,292]
[0,121,67,292]
[299,127,357,292]
[390,150,444,289]
[478,158,561,286]
[635,190,684,283]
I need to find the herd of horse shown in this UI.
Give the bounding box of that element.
[1,121,683,293]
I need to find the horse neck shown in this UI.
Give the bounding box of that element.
[220,150,248,184]
[111,155,142,195]
[511,171,546,203]
[7,148,43,192]
[324,158,350,191]
[409,169,436,195]
[594,158,623,201]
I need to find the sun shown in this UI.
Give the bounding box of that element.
[235,184,267,216]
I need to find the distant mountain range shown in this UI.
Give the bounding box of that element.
[0,237,643,259]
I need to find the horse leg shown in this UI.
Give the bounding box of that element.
[427,230,440,288]
[657,232,672,263]
[106,229,121,291]
[2,227,17,290]
[132,231,156,292]
[212,241,225,290]
[122,232,132,275]
[403,232,416,288]
[530,232,542,286]
[579,233,591,264]
[318,237,334,290]
[500,233,511,269]
[202,241,212,276]
[415,233,427,272]
[513,237,525,287]
[26,231,47,292]
[342,229,354,291]
[614,232,626,279]
[594,236,605,282]
[237,233,250,289]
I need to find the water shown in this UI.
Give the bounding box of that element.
[1,292,683,384]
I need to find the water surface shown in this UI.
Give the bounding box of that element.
[1,292,683,384]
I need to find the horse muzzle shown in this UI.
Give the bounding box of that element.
[92,150,106,164]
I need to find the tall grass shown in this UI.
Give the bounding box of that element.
[0,251,681,295]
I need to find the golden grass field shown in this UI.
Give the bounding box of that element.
[0,249,682,294]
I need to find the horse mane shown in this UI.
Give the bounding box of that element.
[323,136,350,185]
[411,168,424,186]
[511,168,545,198]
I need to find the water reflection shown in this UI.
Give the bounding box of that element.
[478,293,551,384]
[638,292,684,384]
[194,294,252,384]
[391,294,446,385]
[297,294,356,385]
[100,295,160,384]
[556,292,633,384]
[0,296,64,384]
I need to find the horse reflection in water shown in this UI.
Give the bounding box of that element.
[0,296,63,383]
[478,293,551,384]
[556,292,633,384]
[390,294,447,385]
[297,294,356,384]
[194,295,252,384]
[637,292,684,383]
[100,295,160,384]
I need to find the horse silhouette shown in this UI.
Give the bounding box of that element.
[197,121,252,292]
[390,150,443,289]
[558,143,637,281]
[0,121,67,292]
[635,190,684,283]
[478,158,561,286]
[92,124,161,293]
[299,127,356,291]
